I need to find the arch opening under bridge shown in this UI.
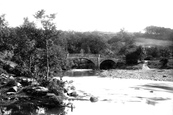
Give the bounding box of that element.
[100,60,116,70]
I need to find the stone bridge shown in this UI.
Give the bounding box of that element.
[66,53,119,69]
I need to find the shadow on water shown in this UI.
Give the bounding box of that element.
[141,84,173,93]
[135,83,173,93]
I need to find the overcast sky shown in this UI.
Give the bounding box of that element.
[0,0,173,32]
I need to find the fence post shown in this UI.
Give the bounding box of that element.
[66,53,69,58]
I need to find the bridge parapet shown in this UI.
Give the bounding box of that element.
[67,53,100,58]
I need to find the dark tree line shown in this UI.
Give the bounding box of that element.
[134,26,173,41]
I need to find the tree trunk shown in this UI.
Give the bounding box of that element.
[46,40,49,80]
[29,56,32,72]
[34,64,37,78]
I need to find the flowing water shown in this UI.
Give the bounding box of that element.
[63,69,173,115]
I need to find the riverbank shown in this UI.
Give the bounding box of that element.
[99,69,173,81]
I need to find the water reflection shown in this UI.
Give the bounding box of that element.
[65,69,97,77]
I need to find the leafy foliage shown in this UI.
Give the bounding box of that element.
[143,26,173,40]
[108,29,135,57]
[64,31,108,54]
[0,10,69,80]
[125,46,145,65]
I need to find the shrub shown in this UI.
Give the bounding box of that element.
[125,46,145,65]
[160,58,168,68]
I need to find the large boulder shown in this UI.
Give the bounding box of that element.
[21,86,48,97]
[90,96,98,102]
[67,91,78,97]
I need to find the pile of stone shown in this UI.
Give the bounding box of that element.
[99,69,173,81]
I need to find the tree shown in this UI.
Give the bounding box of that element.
[34,9,66,79]
[22,17,36,28]
[66,31,83,53]
[169,31,173,41]
[144,26,173,40]
[0,14,14,59]
[125,46,146,65]
[108,29,135,56]
[0,14,8,28]
[145,46,160,58]
[0,14,8,47]
[20,18,38,72]
[81,32,107,54]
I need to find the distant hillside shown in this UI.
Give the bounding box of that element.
[135,37,173,47]
[78,31,173,47]
[90,31,117,41]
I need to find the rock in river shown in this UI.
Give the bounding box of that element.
[90,96,98,102]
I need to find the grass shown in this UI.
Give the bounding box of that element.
[135,37,173,47]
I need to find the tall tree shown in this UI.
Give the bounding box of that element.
[34,9,57,79]
[0,14,14,58]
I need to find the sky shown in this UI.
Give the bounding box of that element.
[0,0,173,32]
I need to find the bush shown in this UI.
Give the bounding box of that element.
[160,58,168,68]
[115,60,126,69]
[125,46,145,65]
[0,68,7,74]
[3,64,33,78]
[145,46,172,59]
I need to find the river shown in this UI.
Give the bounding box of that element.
[62,69,173,115]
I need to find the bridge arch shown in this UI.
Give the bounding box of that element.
[100,59,116,70]
[67,53,119,70]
